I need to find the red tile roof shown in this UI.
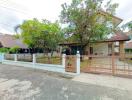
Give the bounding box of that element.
[110,32,130,41]
[0,34,28,48]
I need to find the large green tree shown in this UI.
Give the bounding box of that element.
[15,19,64,54]
[60,0,118,54]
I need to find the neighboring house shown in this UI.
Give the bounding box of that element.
[0,34,48,53]
[0,34,28,53]
[125,42,132,53]
[125,31,132,39]
[125,31,132,53]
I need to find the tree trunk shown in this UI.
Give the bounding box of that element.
[80,45,85,62]
[30,48,33,62]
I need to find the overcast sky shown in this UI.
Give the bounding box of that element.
[0,0,131,34]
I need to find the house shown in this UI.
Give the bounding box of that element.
[0,34,29,53]
[0,34,48,53]
[125,42,132,53]
[125,31,132,53]
[59,32,130,55]
[125,31,132,39]
[98,10,123,26]
[59,11,130,59]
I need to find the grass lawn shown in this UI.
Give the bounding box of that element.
[80,59,90,68]
[123,58,132,64]
[36,57,62,65]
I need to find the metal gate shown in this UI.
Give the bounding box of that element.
[80,54,132,77]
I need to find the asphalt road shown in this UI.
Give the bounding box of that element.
[0,64,132,100]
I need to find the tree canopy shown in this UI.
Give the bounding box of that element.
[122,21,132,31]
[15,19,64,53]
[0,48,9,53]
[60,0,119,53]
[9,46,20,54]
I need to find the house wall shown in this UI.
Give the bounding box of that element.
[91,43,109,55]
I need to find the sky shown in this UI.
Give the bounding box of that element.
[0,0,131,34]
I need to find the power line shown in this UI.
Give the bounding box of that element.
[0,1,32,18]
[0,22,12,27]
[0,5,29,14]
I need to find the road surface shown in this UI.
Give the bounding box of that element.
[0,64,132,100]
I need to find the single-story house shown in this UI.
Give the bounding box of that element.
[0,34,50,53]
[0,34,29,53]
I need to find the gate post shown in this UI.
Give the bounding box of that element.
[76,51,80,74]
[62,54,66,68]
[14,54,17,62]
[33,54,36,64]
[112,54,115,75]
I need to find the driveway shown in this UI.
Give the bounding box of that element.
[0,64,132,100]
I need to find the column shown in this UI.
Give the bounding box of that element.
[76,51,80,74]
[33,54,36,64]
[62,54,66,68]
[119,41,125,60]
[14,54,17,62]
[2,53,4,62]
[111,42,115,75]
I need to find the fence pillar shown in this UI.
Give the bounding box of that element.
[0,53,4,63]
[14,54,17,62]
[62,54,66,68]
[2,53,4,62]
[76,51,80,74]
[33,54,36,64]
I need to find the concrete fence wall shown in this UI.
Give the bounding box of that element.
[1,52,80,75]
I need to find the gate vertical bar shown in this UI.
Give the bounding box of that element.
[112,42,115,75]
[62,54,66,68]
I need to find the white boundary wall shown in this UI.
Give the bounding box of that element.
[1,53,80,75]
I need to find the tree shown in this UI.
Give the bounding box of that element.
[15,19,44,49]
[122,21,132,31]
[0,48,9,53]
[15,19,64,55]
[9,46,20,54]
[60,0,118,54]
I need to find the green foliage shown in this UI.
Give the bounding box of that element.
[9,46,20,53]
[60,0,118,50]
[122,21,132,31]
[15,19,64,52]
[0,48,9,53]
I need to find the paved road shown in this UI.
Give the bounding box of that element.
[0,64,132,100]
